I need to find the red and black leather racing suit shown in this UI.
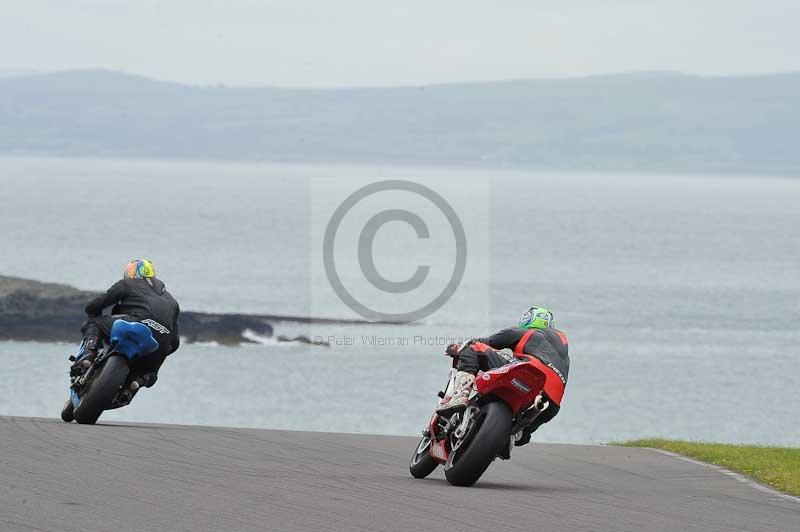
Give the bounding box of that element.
[456,326,569,440]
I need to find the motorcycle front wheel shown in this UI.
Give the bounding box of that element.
[73,355,130,425]
[444,400,512,487]
[409,435,439,478]
[60,399,74,422]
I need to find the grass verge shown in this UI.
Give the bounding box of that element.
[618,439,800,496]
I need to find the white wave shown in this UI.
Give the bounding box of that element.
[241,329,278,345]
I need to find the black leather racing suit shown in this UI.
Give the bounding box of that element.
[81,277,180,386]
[457,326,569,440]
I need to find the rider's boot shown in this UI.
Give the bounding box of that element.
[70,336,99,376]
[436,371,475,414]
[81,336,100,366]
[117,373,157,406]
[85,335,100,354]
[117,379,141,406]
[138,372,158,388]
[514,429,532,447]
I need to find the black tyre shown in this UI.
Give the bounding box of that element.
[409,436,439,479]
[73,355,129,425]
[444,401,512,487]
[60,399,75,422]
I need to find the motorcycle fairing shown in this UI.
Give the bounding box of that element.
[475,363,547,414]
[427,413,449,464]
[109,320,159,360]
[70,388,81,408]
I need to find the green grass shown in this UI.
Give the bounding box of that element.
[619,439,800,496]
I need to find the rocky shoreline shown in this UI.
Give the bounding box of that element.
[0,276,378,346]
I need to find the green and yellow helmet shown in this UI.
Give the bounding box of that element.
[519,306,554,329]
[124,259,156,279]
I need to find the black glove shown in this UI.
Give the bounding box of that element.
[445,343,461,357]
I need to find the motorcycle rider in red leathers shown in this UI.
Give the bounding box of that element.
[437,306,569,446]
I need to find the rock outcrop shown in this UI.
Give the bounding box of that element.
[0,276,352,346]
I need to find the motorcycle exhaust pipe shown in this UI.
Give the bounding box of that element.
[532,394,549,412]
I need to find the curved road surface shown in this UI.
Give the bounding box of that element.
[1,417,796,532]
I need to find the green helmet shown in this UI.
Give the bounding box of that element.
[519,306,554,329]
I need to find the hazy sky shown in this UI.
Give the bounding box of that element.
[2,1,798,87]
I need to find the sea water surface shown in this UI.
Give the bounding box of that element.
[1,157,798,445]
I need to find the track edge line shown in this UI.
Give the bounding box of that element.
[646,447,800,504]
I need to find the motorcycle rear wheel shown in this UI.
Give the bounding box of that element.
[409,436,438,478]
[73,355,130,425]
[444,400,512,487]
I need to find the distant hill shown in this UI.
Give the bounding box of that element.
[1,69,799,174]
[0,69,39,79]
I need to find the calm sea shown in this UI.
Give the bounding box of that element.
[1,157,798,445]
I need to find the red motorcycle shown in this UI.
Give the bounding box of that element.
[409,351,552,486]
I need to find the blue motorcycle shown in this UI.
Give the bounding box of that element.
[61,320,159,424]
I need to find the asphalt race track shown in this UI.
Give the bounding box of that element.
[1,417,797,532]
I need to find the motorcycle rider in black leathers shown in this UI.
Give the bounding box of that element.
[72,259,180,400]
[437,306,569,446]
